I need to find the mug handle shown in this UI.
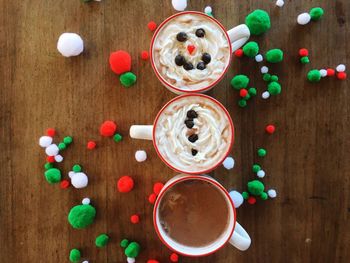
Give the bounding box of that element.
[227,24,250,53]
[130,125,153,140]
[229,221,251,251]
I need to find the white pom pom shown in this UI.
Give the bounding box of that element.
[319,69,327,77]
[222,157,235,170]
[229,191,244,208]
[267,189,277,198]
[204,6,212,14]
[54,154,63,163]
[68,171,75,178]
[262,91,270,99]
[297,13,311,25]
[255,54,263,62]
[172,0,187,11]
[257,170,266,178]
[45,144,59,156]
[336,64,346,72]
[276,0,284,7]
[127,258,135,263]
[261,66,269,74]
[71,172,88,189]
[57,33,84,57]
[135,150,147,162]
[82,197,91,205]
[82,261,89,263]
[39,136,53,148]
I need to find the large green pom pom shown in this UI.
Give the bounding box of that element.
[69,249,81,262]
[245,9,271,35]
[125,242,141,258]
[68,204,96,229]
[44,168,61,184]
[310,7,324,21]
[242,41,259,58]
[120,72,136,88]
[95,234,109,248]
[247,180,265,196]
[231,75,249,90]
[266,49,284,63]
[307,69,321,82]
[267,81,282,95]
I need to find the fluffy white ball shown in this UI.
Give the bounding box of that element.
[57,33,84,57]
[276,0,285,7]
[262,91,270,99]
[229,191,244,208]
[45,144,59,156]
[336,64,346,72]
[71,172,88,189]
[135,150,147,162]
[204,6,212,14]
[127,258,135,263]
[257,170,266,178]
[222,157,235,170]
[319,69,327,77]
[268,189,277,198]
[82,261,89,263]
[39,136,53,148]
[255,54,263,62]
[68,171,75,178]
[54,154,63,163]
[171,0,187,11]
[297,13,311,25]
[261,66,269,74]
[82,197,91,205]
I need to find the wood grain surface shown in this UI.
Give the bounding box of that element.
[0,0,349,262]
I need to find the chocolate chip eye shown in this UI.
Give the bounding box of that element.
[183,62,194,70]
[191,149,198,156]
[195,28,205,37]
[188,134,199,143]
[175,55,185,66]
[202,53,211,64]
[184,119,194,128]
[196,62,206,70]
[176,32,188,42]
[187,110,198,118]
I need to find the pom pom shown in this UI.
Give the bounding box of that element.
[270,75,279,82]
[319,69,327,77]
[231,75,249,90]
[229,190,244,208]
[247,196,256,204]
[265,124,276,134]
[120,239,129,248]
[69,248,81,262]
[95,234,109,248]
[299,48,309,57]
[45,168,61,184]
[204,6,212,14]
[127,258,136,263]
[68,203,96,229]
[109,50,132,75]
[242,191,249,199]
[261,66,269,74]
[266,49,283,63]
[117,176,134,193]
[252,164,261,173]
[171,0,187,11]
[297,13,311,25]
[44,162,53,170]
[257,148,267,157]
[147,21,157,31]
[170,253,179,262]
[147,260,160,263]
[72,164,82,172]
[45,144,59,156]
[336,64,346,72]
[261,91,270,99]
[248,87,257,96]
[63,136,73,145]
[57,33,84,57]
[337,72,347,80]
[223,156,235,170]
[234,49,243,58]
[268,189,277,198]
[71,172,88,189]
[120,72,137,88]
[300,56,310,64]
[82,198,91,205]
[257,170,266,178]
[100,120,117,137]
[276,0,284,7]
[245,9,271,35]
[130,214,140,224]
[310,7,324,21]
[148,193,157,204]
[326,68,335,76]
[125,242,141,258]
[141,51,149,60]
[47,155,55,163]
[87,141,96,150]
[46,128,56,137]
[153,182,164,195]
[255,54,263,62]
[260,192,268,200]
[239,89,248,97]
[307,69,321,82]
[54,154,63,163]
[267,81,282,95]
[68,171,75,178]
[135,150,147,162]
[238,99,247,108]
[248,180,265,195]
[114,133,123,142]
[242,41,259,58]
[60,179,70,189]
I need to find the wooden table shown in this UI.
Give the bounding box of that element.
[1,0,349,262]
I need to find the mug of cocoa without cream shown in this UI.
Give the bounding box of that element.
[153,174,251,256]
[150,11,250,94]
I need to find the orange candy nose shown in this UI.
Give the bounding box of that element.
[187,45,196,55]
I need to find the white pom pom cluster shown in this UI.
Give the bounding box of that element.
[276,0,285,7]
[267,189,277,198]
[45,144,59,156]
[262,91,270,99]
[135,150,147,162]
[222,156,235,170]
[297,13,311,25]
[69,171,89,189]
[57,33,84,57]
[229,191,244,208]
[39,136,53,148]
[171,0,187,11]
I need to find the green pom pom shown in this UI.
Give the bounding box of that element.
[270,75,279,82]
[263,73,271,82]
[238,99,247,107]
[63,136,73,145]
[252,164,261,173]
[69,249,81,263]
[206,12,214,17]
[247,180,265,196]
[248,87,257,96]
[72,164,82,173]
[257,148,267,157]
[58,142,66,150]
[231,75,249,90]
[242,191,249,199]
[44,162,53,170]
[266,49,283,63]
[125,242,141,258]
[260,192,268,200]
[267,81,282,95]
[300,56,310,64]
[120,72,137,88]
[307,69,321,82]
[245,9,271,35]
[44,168,61,184]
[95,234,109,248]
[113,133,123,142]
[243,94,251,101]
[68,204,96,229]
[310,7,324,21]
[120,239,129,248]
[242,41,259,58]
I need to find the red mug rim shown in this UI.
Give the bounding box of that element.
[150,11,233,93]
[153,175,237,257]
[152,93,235,175]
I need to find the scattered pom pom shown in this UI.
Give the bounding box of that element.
[231,75,249,90]
[148,193,157,204]
[171,0,187,11]
[267,189,277,198]
[229,190,244,208]
[54,154,63,163]
[46,128,56,137]
[261,66,269,74]
[45,144,59,156]
[336,64,346,72]
[141,51,149,60]
[109,50,132,75]
[153,182,164,195]
[69,248,81,263]
[120,72,137,88]
[127,258,136,263]
[87,141,96,150]
[326,68,335,76]
[275,0,284,7]
[239,89,248,97]
[265,124,276,134]
[125,242,141,258]
[60,179,70,189]
[257,170,266,178]
[204,6,212,14]
[63,136,73,145]
[262,91,270,99]
[130,214,140,224]
[257,148,267,157]
[299,48,309,57]
[45,168,62,184]
[255,54,263,62]
[100,120,117,137]
[71,172,88,189]
[44,162,53,170]
[117,175,134,193]
[266,49,283,63]
[135,150,147,162]
[337,72,347,80]
[95,233,109,248]
[170,253,179,262]
[307,69,321,82]
[248,180,265,196]
[248,87,257,96]
[68,203,96,229]
[242,191,249,199]
[245,9,271,35]
[114,133,123,142]
[72,164,82,173]
[297,13,311,25]
[147,21,157,31]
[268,81,282,95]
[260,192,268,200]
[234,48,243,58]
[309,7,324,21]
[120,239,130,248]
[300,56,310,64]
[47,155,55,163]
[238,99,247,108]
[247,196,256,204]
[242,41,259,58]
[82,198,91,205]
[319,69,327,77]
[147,260,160,263]
[57,33,84,57]
[252,164,261,173]
[223,156,235,170]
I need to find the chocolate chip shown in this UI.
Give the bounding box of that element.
[176,32,187,42]
[196,62,206,70]
[188,134,198,143]
[183,62,194,70]
[184,119,194,128]
[202,53,211,64]
[191,149,198,156]
[175,55,185,66]
[187,110,198,118]
[195,28,205,38]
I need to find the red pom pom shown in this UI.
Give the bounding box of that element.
[239,89,248,97]
[46,128,56,137]
[109,50,132,75]
[47,156,55,163]
[326,68,335,76]
[148,193,157,204]
[100,120,117,137]
[117,176,134,193]
[60,179,70,189]
[247,196,256,204]
[170,253,179,262]
[265,124,276,134]
[141,51,149,60]
[147,21,157,31]
[298,48,309,57]
[147,260,159,263]
[130,214,140,224]
[87,141,96,150]
[153,182,164,195]
[336,72,347,80]
[234,48,243,58]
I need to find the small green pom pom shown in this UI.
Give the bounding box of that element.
[247,180,265,196]
[243,93,251,101]
[231,75,249,90]
[300,56,310,64]
[245,9,271,35]
[69,249,81,263]
[248,87,257,96]
[95,234,109,248]
[270,75,279,82]
[252,164,261,173]
[113,133,122,142]
[267,81,282,95]
[44,162,53,170]
[260,192,268,200]
[44,168,61,184]
[242,191,249,199]
[125,242,141,258]
[238,99,247,107]
[72,164,82,172]
[120,239,129,248]
[307,69,321,82]
[263,73,271,82]
[120,72,137,88]
[242,41,259,58]
[310,7,324,21]
[206,12,214,17]
[58,142,66,150]
[257,148,267,157]
[63,136,73,145]
[68,204,96,229]
[266,49,283,63]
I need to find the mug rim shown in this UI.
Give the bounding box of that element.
[152,93,235,175]
[153,175,237,257]
[150,11,233,94]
